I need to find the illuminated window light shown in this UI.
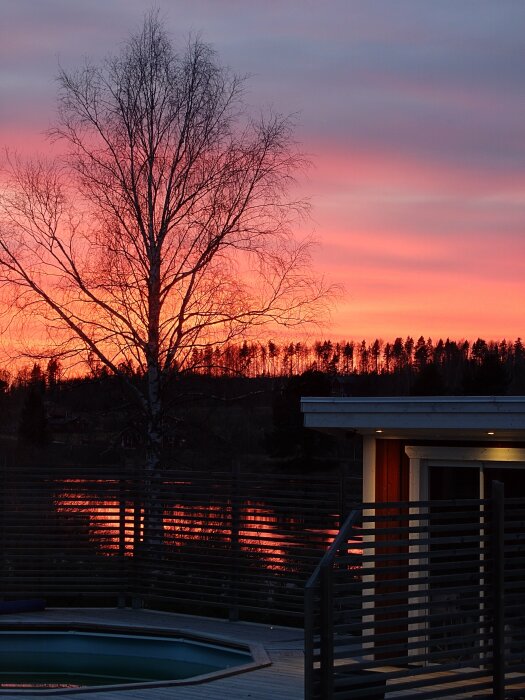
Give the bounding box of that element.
[375,429,383,434]
[487,431,495,436]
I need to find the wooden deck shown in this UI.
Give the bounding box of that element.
[0,608,305,699]
[2,608,522,698]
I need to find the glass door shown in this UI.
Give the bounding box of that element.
[427,465,483,662]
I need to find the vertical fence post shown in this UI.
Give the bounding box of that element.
[320,563,334,699]
[492,480,505,700]
[229,460,240,621]
[0,458,5,597]
[304,585,315,700]
[118,471,126,608]
[131,466,143,609]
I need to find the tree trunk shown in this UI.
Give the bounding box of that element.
[143,361,163,550]
[143,248,163,550]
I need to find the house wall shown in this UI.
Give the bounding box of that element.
[375,439,410,502]
[365,436,525,505]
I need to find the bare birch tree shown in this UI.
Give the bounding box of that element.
[0,13,328,482]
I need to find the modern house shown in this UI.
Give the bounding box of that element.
[301,396,525,504]
[302,396,525,699]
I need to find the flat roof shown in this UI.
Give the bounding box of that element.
[301,396,525,440]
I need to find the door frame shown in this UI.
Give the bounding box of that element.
[404,446,525,662]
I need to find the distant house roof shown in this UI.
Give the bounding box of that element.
[301,396,525,441]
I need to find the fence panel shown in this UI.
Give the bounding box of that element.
[305,493,525,699]
[0,462,130,605]
[133,468,351,621]
[0,462,358,622]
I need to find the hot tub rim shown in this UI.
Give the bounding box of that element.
[0,621,271,695]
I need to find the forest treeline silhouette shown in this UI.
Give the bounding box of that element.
[4,335,525,396]
[3,334,524,456]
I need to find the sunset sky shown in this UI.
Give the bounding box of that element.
[2,0,525,343]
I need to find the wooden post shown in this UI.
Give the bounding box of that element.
[118,474,126,608]
[304,585,315,700]
[320,563,334,699]
[131,465,144,609]
[119,476,126,557]
[492,480,505,699]
[0,458,5,597]
[229,461,240,621]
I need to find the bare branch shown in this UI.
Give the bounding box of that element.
[0,11,334,469]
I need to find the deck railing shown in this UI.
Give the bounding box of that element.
[304,482,525,699]
[0,460,360,623]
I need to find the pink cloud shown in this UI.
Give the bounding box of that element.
[2,0,525,347]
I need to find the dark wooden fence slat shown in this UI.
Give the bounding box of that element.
[305,491,525,700]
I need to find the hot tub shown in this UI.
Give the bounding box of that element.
[0,623,268,694]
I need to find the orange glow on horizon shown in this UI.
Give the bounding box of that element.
[3,5,525,349]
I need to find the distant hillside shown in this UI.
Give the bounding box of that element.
[1,335,521,471]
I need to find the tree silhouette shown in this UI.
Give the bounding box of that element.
[464,351,509,395]
[414,336,432,371]
[18,386,48,447]
[271,369,332,461]
[412,362,446,395]
[0,12,329,491]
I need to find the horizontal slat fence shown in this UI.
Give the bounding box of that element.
[127,467,354,622]
[305,483,525,699]
[0,461,359,622]
[0,463,130,605]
